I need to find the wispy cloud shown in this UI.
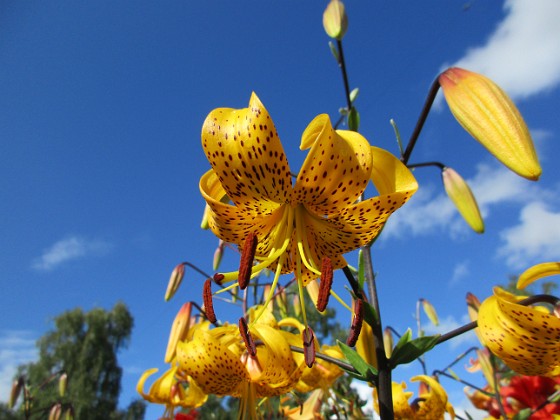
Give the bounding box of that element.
[497,202,560,269]
[0,330,37,403]
[449,261,470,287]
[32,236,113,271]
[449,0,560,100]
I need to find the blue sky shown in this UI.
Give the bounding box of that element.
[1,1,560,418]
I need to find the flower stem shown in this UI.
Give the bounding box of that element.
[401,77,441,165]
[336,40,353,112]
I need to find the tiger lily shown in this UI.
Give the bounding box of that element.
[375,375,455,419]
[176,311,304,419]
[200,93,417,314]
[477,263,560,377]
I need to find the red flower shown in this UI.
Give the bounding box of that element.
[499,376,560,419]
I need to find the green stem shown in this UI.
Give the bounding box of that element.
[336,40,353,112]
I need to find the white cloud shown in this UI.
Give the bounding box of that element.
[450,0,560,100]
[497,201,560,268]
[0,330,37,403]
[449,261,470,287]
[351,381,376,418]
[32,236,113,271]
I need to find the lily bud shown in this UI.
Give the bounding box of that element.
[64,407,74,420]
[517,262,560,290]
[212,240,225,271]
[420,298,439,326]
[58,373,67,397]
[165,302,192,363]
[439,67,541,181]
[8,377,23,409]
[442,167,484,233]
[322,0,348,40]
[165,263,185,302]
[49,403,62,420]
[383,327,393,359]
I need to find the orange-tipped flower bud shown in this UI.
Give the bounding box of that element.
[420,298,439,327]
[165,302,192,363]
[165,263,185,302]
[442,167,484,233]
[49,403,62,420]
[439,67,541,181]
[58,373,67,397]
[323,0,348,40]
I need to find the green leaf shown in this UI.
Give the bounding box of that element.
[362,300,378,327]
[328,41,340,63]
[337,340,377,380]
[348,107,360,131]
[391,328,412,357]
[512,409,532,420]
[349,88,359,103]
[389,334,440,368]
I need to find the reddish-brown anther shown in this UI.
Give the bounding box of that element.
[238,232,257,289]
[303,326,316,368]
[346,298,364,347]
[316,257,334,312]
[213,272,225,285]
[238,317,257,357]
[202,278,217,323]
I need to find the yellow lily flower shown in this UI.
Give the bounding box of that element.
[375,375,455,419]
[136,364,207,415]
[200,92,417,295]
[176,318,304,418]
[281,389,324,419]
[477,285,560,377]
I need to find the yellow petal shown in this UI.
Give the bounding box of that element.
[176,328,249,396]
[477,287,560,376]
[411,375,453,419]
[442,167,484,233]
[294,114,373,216]
[369,146,418,197]
[356,320,377,370]
[517,262,560,290]
[439,67,541,181]
[165,302,192,363]
[201,92,292,216]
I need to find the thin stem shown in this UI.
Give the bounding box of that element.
[362,244,393,419]
[401,77,441,165]
[434,370,494,397]
[336,40,352,112]
[406,161,446,170]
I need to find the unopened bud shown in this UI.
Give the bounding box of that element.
[213,240,225,271]
[383,327,393,359]
[64,407,74,420]
[442,167,484,233]
[165,263,185,302]
[420,298,439,326]
[323,0,348,40]
[8,376,23,409]
[165,302,192,363]
[58,373,67,397]
[439,67,541,181]
[517,262,560,290]
[49,403,62,420]
[466,292,481,323]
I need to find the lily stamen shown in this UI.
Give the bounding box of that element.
[303,326,316,368]
[317,257,334,312]
[238,317,257,357]
[347,298,364,347]
[238,232,258,290]
[202,278,217,323]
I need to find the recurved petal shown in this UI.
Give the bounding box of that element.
[200,169,286,255]
[293,114,373,215]
[176,328,249,396]
[517,262,560,290]
[478,288,560,377]
[412,375,454,419]
[201,92,292,216]
[369,146,418,198]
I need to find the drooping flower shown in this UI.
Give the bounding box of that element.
[439,67,541,181]
[200,93,417,308]
[176,310,305,419]
[477,285,560,377]
[375,375,455,419]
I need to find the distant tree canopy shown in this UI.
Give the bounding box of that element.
[13,302,145,420]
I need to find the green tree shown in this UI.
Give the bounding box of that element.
[12,302,144,420]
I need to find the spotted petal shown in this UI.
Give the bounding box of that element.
[412,375,454,419]
[201,93,292,217]
[478,287,560,377]
[294,115,373,216]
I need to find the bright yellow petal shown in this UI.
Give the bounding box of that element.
[369,146,418,199]
[412,375,453,419]
[137,368,161,403]
[517,262,560,290]
[389,382,415,419]
[294,114,373,216]
[200,169,287,255]
[201,92,292,216]
[478,288,560,376]
[176,327,249,396]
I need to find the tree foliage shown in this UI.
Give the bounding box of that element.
[14,302,144,420]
